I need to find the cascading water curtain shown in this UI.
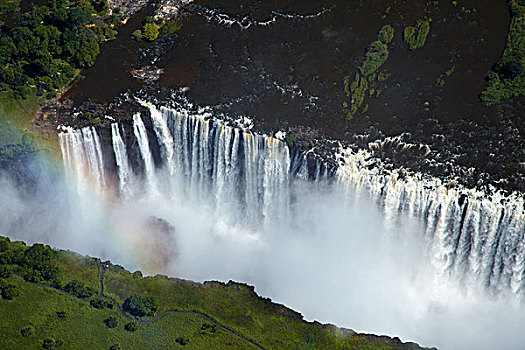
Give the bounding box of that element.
[59,103,525,297]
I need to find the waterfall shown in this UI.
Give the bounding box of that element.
[58,102,525,298]
[111,122,133,198]
[133,113,157,194]
[58,125,105,193]
[145,104,291,224]
[336,147,525,296]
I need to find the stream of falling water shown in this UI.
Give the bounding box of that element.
[33,102,525,349]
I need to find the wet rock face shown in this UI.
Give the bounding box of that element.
[107,0,149,18]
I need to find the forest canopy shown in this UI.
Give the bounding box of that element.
[0,0,118,100]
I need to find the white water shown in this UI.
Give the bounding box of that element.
[59,126,105,193]
[133,113,157,194]
[50,103,525,349]
[111,122,133,198]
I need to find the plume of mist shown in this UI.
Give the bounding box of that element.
[1,154,525,350]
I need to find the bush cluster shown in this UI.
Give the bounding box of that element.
[122,294,158,317]
[90,297,114,309]
[0,238,60,284]
[404,19,430,50]
[64,280,96,299]
[104,316,118,328]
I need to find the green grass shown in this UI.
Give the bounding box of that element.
[0,237,425,350]
[0,91,43,127]
[0,275,251,349]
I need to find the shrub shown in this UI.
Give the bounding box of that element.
[160,18,183,35]
[90,298,114,309]
[175,337,189,345]
[2,284,20,300]
[404,19,430,50]
[201,322,217,333]
[122,294,158,317]
[378,24,394,44]
[20,326,34,337]
[104,316,118,328]
[42,337,64,349]
[142,23,159,41]
[64,280,96,298]
[132,29,142,41]
[124,320,139,332]
[56,311,67,319]
[109,344,122,350]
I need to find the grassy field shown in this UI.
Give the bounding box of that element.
[0,275,253,349]
[0,91,44,146]
[0,237,429,350]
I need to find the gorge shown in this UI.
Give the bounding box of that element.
[2,1,525,349]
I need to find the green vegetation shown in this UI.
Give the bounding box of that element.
[90,297,114,309]
[64,280,97,298]
[142,23,159,42]
[160,17,183,35]
[404,19,430,50]
[103,315,118,328]
[0,0,122,102]
[436,65,455,87]
[481,0,525,105]
[124,320,138,332]
[359,40,389,76]
[122,294,158,317]
[378,24,394,44]
[0,236,418,349]
[344,25,394,120]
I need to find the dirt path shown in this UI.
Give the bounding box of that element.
[16,266,265,350]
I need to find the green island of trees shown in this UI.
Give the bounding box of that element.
[343,25,394,120]
[403,19,430,50]
[481,0,525,105]
[0,0,121,100]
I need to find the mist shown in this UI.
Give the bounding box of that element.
[1,154,525,350]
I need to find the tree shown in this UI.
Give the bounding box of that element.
[142,23,159,41]
[124,321,138,332]
[1,284,20,300]
[109,343,122,350]
[0,37,18,64]
[74,40,99,68]
[122,294,158,317]
[104,316,118,328]
[10,26,40,56]
[23,244,59,282]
